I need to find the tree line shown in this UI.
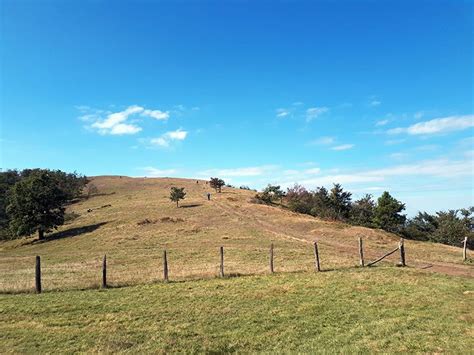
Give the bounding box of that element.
[254,183,473,249]
[0,169,89,240]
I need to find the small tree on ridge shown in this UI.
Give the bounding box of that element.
[170,187,186,207]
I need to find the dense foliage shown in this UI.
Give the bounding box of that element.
[170,187,186,207]
[255,183,472,248]
[209,177,225,193]
[0,169,89,240]
[403,208,474,248]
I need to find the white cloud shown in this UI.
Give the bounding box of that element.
[277,157,472,190]
[141,167,178,177]
[375,119,389,126]
[292,101,304,106]
[304,168,321,175]
[308,136,335,145]
[388,115,474,135]
[331,144,354,151]
[150,129,188,147]
[81,105,171,135]
[276,108,290,118]
[306,107,329,122]
[369,100,381,107]
[109,123,142,135]
[142,109,169,120]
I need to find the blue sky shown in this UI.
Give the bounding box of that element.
[1,0,473,215]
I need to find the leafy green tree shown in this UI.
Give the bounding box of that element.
[210,177,225,193]
[350,194,376,227]
[373,191,406,232]
[6,170,68,240]
[310,187,332,218]
[402,211,438,241]
[432,210,472,247]
[0,170,22,239]
[285,184,313,214]
[257,184,285,204]
[329,183,352,220]
[170,187,186,207]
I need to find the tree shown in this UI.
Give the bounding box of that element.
[310,187,332,218]
[0,170,21,239]
[329,183,352,221]
[286,184,313,214]
[209,177,225,193]
[6,170,68,240]
[256,184,285,204]
[351,194,376,227]
[432,210,472,247]
[373,191,406,232]
[170,187,186,207]
[402,211,438,241]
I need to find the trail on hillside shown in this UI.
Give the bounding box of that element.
[213,198,473,278]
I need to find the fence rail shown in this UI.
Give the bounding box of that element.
[24,238,419,294]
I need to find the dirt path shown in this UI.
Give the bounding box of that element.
[214,199,474,278]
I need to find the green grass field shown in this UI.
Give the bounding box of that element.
[1,176,473,352]
[1,268,473,353]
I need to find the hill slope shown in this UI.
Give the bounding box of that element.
[0,176,472,292]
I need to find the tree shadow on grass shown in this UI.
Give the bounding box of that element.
[180,204,203,208]
[25,222,109,245]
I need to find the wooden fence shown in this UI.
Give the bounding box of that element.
[26,238,420,294]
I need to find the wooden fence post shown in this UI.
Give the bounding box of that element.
[359,237,364,267]
[463,237,468,261]
[313,241,321,272]
[163,250,169,282]
[270,243,274,274]
[219,246,224,277]
[399,238,406,267]
[35,256,42,294]
[102,254,107,288]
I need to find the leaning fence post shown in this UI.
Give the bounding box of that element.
[463,237,468,261]
[313,241,321,272]
[35,256,42,294]
[219,246,224,277]
[269,243,274,274]
[399,238,406,267]
[163,250,169,282]
[102,254,107,288]
[359,237,365,267]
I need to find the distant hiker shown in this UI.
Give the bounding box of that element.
[196,180,199,184]
[207,192,211,201]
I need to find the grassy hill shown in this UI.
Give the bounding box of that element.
[0,176,473,352]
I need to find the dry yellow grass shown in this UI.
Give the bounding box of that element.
[0,176,472,293]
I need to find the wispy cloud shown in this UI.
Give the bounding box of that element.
[141,167,178,177]
[414,111,425,119]
[308,136,335,145]
[79,105,169,135]
[142,109,169,120]
[150,129,188,147]
[388,115,474,135]
[306,107,329,122]
[375,119,389,126]
[90,105,144,135]
[331,144,354,151]
[369,100,381,107]
[276,108,290,118]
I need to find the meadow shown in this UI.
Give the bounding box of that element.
[0,177,471,293]
[0,176,473,352]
